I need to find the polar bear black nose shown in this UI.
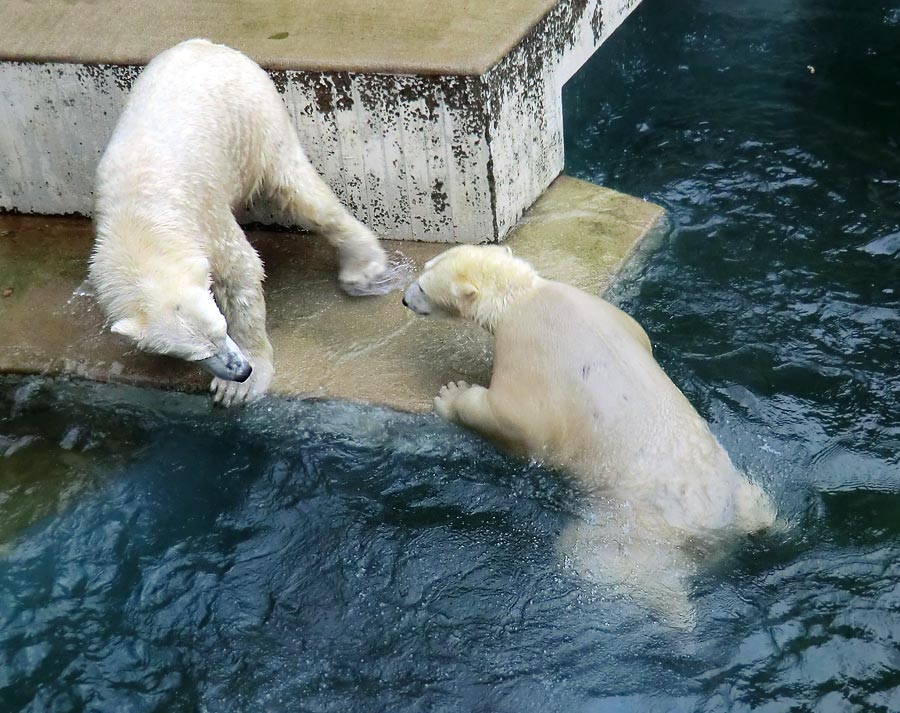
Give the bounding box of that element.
[402,296,409,307]
[234,362,253,383]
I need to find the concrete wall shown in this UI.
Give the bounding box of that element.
[0,0,642,242]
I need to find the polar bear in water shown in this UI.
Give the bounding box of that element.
[91,39,389,406]
[403,245,775,627]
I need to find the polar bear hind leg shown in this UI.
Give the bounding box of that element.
[559,518,698,630]
[264,133,387,293]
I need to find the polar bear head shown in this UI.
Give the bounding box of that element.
[89,229,252,383]
[402,245,540,332]
[107,285,252,383]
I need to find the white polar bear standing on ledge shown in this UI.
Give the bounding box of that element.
[403,245,776,627]
[90,39,389,406]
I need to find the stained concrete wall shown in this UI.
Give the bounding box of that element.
[0,0,642,242]
[485,0,642,239]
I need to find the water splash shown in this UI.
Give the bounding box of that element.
[72,279,94,299]
[11,378,42,418]
[341,250,416,297]
[0,434,37,457]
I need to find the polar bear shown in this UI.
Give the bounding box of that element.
[90,39,388,406]
[403,245,775,626]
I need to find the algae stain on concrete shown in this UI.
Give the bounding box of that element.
[0,226,81,298]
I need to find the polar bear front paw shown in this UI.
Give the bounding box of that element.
[434,380,470,422]
[210,357,274,407]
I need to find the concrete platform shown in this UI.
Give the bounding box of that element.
[3,0,556,75]
[0,177,663,412]
[1,0,644,242]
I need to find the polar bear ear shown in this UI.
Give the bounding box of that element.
[451,282,478,301]
[110,317,144,341]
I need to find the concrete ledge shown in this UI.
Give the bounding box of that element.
[0,0,560,76]
[0,177,663,412]
[1,0,643,243]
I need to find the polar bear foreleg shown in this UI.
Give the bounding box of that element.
[209,229,275,406]
[435,381,525,451]
[267,142,387,291]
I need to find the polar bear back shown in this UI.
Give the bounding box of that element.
[95,39,293,221]
[489,280,767,535]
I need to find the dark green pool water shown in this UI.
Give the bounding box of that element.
[2,0,900,710]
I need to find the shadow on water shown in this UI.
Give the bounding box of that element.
[3,0,900,710]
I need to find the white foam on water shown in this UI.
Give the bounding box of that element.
[60,426,82,451]
[11,378,42,418]
[0,434,37,458]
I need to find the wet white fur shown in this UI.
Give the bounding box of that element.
[408,245,776,627]
[90,39,387,406]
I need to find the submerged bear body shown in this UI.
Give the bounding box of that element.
[404,245,775,626]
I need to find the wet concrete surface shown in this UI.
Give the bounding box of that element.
[0,176,663,412]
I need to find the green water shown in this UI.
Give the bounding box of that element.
[2,0,900,710]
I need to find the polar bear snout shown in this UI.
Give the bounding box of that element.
[196,335,252,383]
[402,282,432,316]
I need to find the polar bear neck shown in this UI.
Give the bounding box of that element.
[91,207,209,320]
[470,267,542,334]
